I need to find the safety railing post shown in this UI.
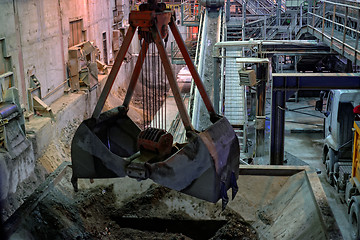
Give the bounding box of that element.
[355,9,360,68]
[321,2,326,41]
[342,6,349,56]
[312,0,316,35]
[331,4,336,49]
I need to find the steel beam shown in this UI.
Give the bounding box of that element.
[272,73,360,90]
[122,41,149,108]
[271,73,360,165]
[92,25,137,119]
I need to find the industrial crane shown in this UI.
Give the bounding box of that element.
[71,0,239,209]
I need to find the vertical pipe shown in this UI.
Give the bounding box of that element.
[12,0,27,106]
[263,15,267,40]
[226,0,231,22]
[277,0,282,26]
[57,0,66,89]
[219,11,226,114]
[300,3,303,30]
[242,1,246,54]
[312,0,316,35]
[242,1,246,41]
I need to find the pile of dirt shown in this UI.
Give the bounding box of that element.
[10,171,258,240]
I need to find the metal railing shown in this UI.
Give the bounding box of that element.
[304,0,360,66]
[181,0,201,26]
[229,0,285,18]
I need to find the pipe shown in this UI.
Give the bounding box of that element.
[214,40,320,49]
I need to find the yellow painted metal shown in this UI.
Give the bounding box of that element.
[351,121,360,190]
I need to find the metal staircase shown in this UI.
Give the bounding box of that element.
[224,50,248,153]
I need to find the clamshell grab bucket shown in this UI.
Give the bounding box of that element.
[71,2,240,208]
[71,107,239,205]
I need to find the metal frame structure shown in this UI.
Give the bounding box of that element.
[299,0,360,67]
[271,73,360,165]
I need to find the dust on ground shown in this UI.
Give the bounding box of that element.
[38,118,81,173]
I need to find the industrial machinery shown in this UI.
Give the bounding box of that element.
[199,0,224,9]
[316,90,360,187]
[316,90,360,238]
[0,88,25,154]
[347,121,360,239]
[71,0,239,208]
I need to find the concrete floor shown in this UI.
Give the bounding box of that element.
[241,94,350,239]
[282,97,351,240]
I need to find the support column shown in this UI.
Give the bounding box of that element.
[255,63,267,157]
[270,90,285,165]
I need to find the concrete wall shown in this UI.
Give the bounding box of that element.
[0,0,186,110]
[16,0,66,105]
[0,0,116,108]
[0,0,117,219]
[0,1,26,105]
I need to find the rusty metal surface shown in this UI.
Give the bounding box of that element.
[138,128,173,156]
[122,41,149,108]
[92,26,137,119]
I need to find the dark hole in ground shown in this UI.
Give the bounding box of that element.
[112,216,227,239]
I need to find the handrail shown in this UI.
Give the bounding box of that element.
[318,0,360,10]
[304,0,360,65]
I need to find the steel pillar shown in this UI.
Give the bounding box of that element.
[270,73,360,165]
[270,90,286,165]
[255,64,267,157]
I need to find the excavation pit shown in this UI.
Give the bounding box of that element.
[112,217,227,239]
[4,163,341,239]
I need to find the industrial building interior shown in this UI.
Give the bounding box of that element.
[2,0,360,239]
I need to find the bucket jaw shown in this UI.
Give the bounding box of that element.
[71,108,239,208]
